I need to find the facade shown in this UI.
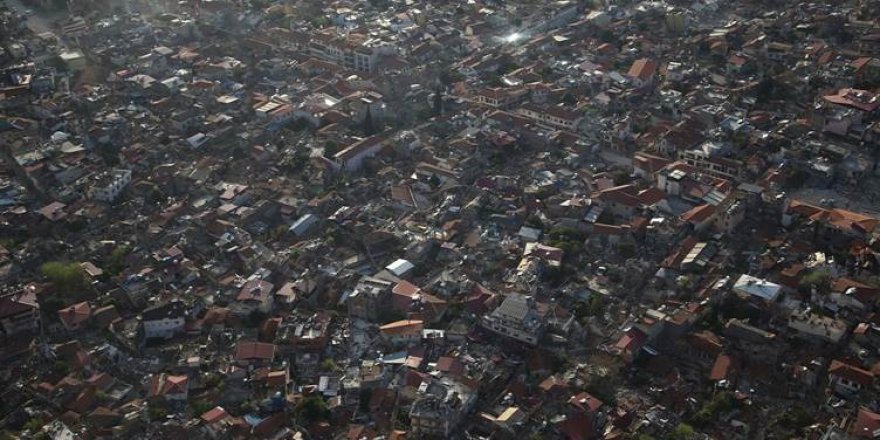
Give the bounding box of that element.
[89,169,132,203]
[348,276,392,321]
[0,287,40,338]
[482,294,545,345]
[141,301,186,340]
[409,379,476,437]
[379,319,424,346]
[308,32,396,73]
[234,278,275,315]
[332,135,386,173]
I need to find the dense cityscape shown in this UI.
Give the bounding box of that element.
[1,0,880,438]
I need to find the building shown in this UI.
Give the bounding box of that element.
[788,310,848,344]
[141,301,186,340]
[733,274,782,302]
[409,379,476,437]
[348,276,392,321]
[308,30,396,73]
[379,319,424,346]
[233,341,277,366]
[58,301,91,332]
[148,373,189,401]
[679,147,742,180]
[482,294,545,345]
[627,58,658,88]
[332,135,386,173]
[88,169,132,203]
[235,278,275,315]
[0,286,40,338]
[517,104,583,131]
[828,360,875,395]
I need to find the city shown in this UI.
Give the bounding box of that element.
[0,0,879,439]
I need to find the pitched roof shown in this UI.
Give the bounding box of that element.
[627,58,658,81]
[710,354,733,381]
[681,203,717,224]
[162,375,188,395]
[852,407,880,439]
[58,301,91,329]
[829,360,875,387]
[201,406,229,424]
[379,319,424,335]
[234,341,277,361]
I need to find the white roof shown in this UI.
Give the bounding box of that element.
[386,259,414,276]
[734,274,781,301]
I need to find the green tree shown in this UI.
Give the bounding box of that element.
[191,400,214,416]
[669,423,696,440]
[148,403,168,421]
[41,261,89,294]
[296,396,330,423]
[433,85,443,116]
[362,105,375,136]
[106,245,130,276]
[320,358,338,372]
[53,360,70,376]
[24,417,44,433]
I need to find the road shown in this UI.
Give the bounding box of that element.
[4,0,66,34]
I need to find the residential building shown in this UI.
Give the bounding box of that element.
[482,294,545,345]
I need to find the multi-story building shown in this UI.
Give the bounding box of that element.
[679,145,742,180]
[141,301,186,340]
[410,379,476,437]
[517,103,583,131]
[348,276,392,321]
[482,294,545,345]
[308,31,396,73]
[0,286,40,338]
[88,169,132,203]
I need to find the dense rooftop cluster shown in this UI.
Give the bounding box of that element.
[2,0,880,439]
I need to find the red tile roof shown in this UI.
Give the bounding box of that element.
[627,58,658,81]
[852,407,880,438]
[201,406,229,424]
[234,342,277,361]
[829,360,875,387]
[710,354,733,381]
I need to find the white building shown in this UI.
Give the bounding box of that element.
[788,309,847,344]
[483,294,545,345]
[141,301,186,340]
[733,274,782,302]
[89,169,132,203]
[332,135,386,173]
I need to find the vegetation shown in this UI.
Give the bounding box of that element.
[799,270,831,294]
[296,396,330,424]
[320,358,338,372]
[690,392,734,427]
[105,245,130,276]
[147,403,168,421]
[190,400,214,416]
[41,261,89,295]
[668,423,696,440]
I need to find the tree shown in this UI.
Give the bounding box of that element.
[41,261,89,295]
[147,403,168,421]
[246,310,267,328]
[320,358,338,372]
[191,400,214,416]
[24,417,44,433]
[53,360,70,376]
[669,423,696,440]
[432,85,443,116]
[296,396,330,424]
[362,105,375,136]
[106,245,130,276]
